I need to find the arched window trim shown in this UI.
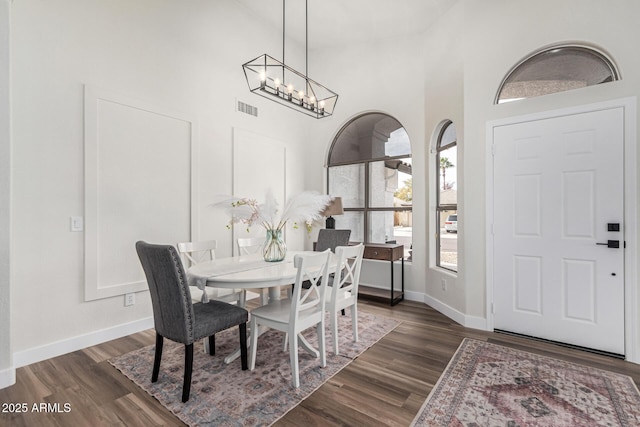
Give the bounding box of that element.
[494,43,621,105]
[435,120,457,272]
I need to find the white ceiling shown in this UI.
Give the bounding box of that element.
[234,0,458,50]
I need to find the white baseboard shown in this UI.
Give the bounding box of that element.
[403,290,423,302]
[423,294,490,331]
[13,317,154,369]
[0,366,16,390]
[371,289,489,330]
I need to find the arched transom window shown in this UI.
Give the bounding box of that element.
[496,44,620,104]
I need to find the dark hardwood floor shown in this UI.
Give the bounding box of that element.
[2,298,639,426]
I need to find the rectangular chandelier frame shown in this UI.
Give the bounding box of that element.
[242,54,338,119]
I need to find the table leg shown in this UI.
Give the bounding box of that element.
[268,286,282,301]
[297,334,319,358]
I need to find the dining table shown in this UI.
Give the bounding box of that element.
[186,250,333,363]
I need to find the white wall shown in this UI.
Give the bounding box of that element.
[422,2,466,319]
[9,0,312,365]
[0,0,13,389]
[302,32,427,294]
[461,0,640,348]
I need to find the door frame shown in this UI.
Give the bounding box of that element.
[486,97,638,363]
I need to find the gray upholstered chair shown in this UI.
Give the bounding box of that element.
[135,241,248,403]
[316,229,351,252]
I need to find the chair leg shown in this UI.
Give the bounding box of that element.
[152,333,163,383]
[331,308,339,355]
[182,343,194,403]
[318,320,326,368]
[289,329,300,388]
[208,335,215,356]
[351,304,359,343]
[249,317,259,370]
[239,323,248,370]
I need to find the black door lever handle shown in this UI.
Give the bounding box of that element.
[596,240,620,248]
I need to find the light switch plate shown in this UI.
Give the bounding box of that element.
[125,293,135,306]
[70,216,84,232]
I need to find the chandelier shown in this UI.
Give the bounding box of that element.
[242,0,338,119]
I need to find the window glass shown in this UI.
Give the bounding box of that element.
[367,211,395,244]
[328,113,412,260]
[367,211,412,254]
[368,158,412,208]
[496,45,620,104]
[438,210,458,271]
[436,121,457,272]
[328,113,410,164]
[333,211,364,242]
[328,164,365,208]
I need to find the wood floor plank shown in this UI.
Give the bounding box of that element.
[2,299,639,426]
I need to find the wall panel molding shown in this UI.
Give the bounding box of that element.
[84,86,197,300]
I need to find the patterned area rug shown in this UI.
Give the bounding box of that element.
[110,312,399,426]
[412,338,640,427]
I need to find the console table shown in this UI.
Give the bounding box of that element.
[312,241,405,306]
[360,243,405,306]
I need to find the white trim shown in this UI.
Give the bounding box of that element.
[424,294,489,330]
[0,366,16,390]
[486,97,638,363]
[13,317,153,368]
[83,85,197,301]
[403,289,424,303]
[0,0,11,391]
[623,100,639,363]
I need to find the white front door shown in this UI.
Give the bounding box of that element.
[493,107,625,355]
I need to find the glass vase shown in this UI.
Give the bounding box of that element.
[263,228,286,262]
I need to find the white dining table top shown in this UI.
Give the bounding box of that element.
[187,251,317,290]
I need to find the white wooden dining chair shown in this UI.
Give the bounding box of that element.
[236,236,264,255]
[325,244,365,355]
[176,240,246,307]
[236,237,269,304]
[249,250,331,388]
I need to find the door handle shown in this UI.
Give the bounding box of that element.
[596,240,620,248]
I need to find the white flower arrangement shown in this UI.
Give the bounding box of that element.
[212,190,333,233]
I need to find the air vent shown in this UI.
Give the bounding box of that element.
[237,100,258,117]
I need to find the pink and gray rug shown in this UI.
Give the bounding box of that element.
[110,311,399,426]
[412,338,640,426]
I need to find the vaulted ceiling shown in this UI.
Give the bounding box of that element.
[234,0,458,50]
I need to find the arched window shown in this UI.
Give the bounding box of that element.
[435,121,457,272]
[496,44,620,104]
[327,112,412,258]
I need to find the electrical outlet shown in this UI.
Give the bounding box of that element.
[441,278,447,291]
[125,293,135,306]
